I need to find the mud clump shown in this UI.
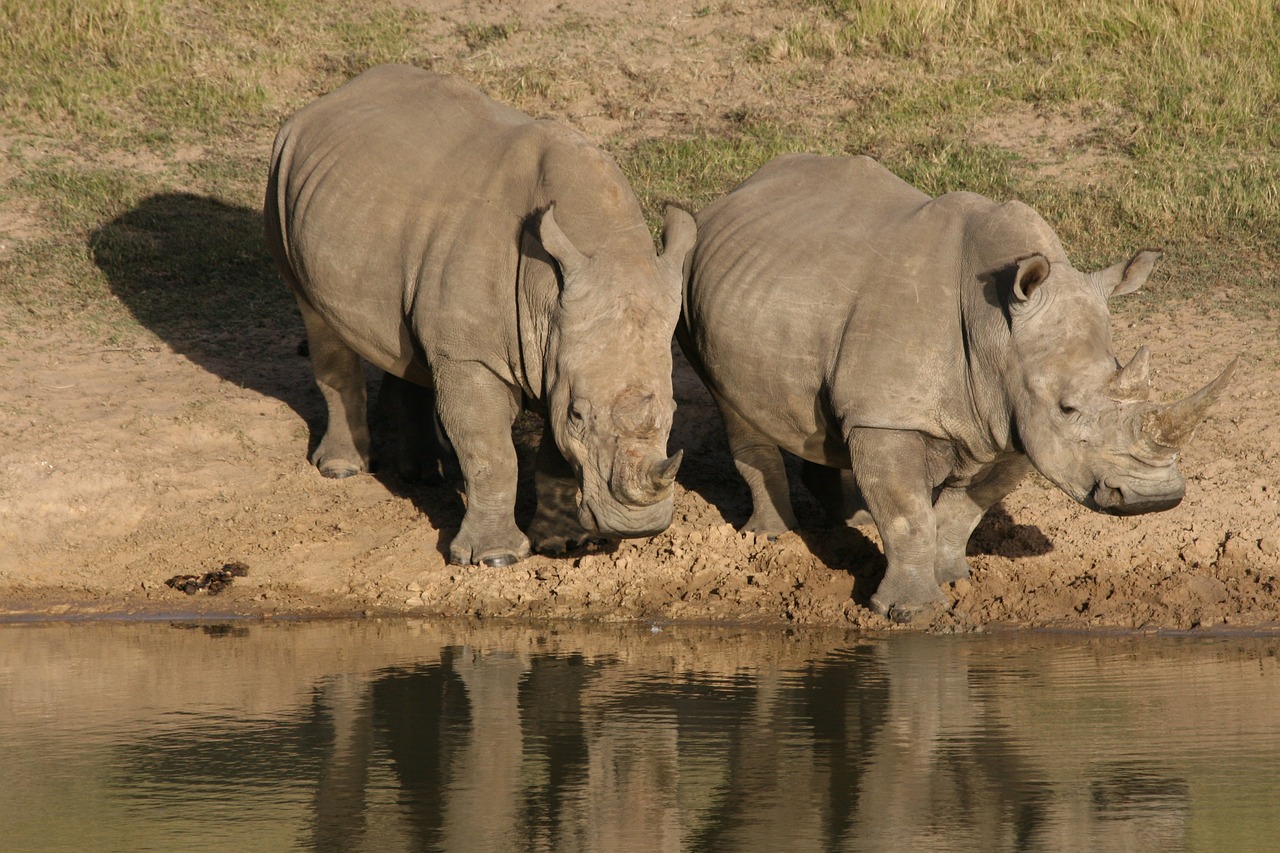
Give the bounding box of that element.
[165,562,249,596]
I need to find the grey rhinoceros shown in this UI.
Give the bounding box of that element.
[265,65,695,567]
[680,154,1234,622]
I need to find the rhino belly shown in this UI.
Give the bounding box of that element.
[688,283,847,466]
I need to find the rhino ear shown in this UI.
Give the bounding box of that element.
[539,204,589,280]
[659,204,697,273]
[1011,253,1051,303]
[1095,249,1161,298]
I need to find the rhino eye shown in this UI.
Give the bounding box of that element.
[1059,402,1079,417]
[568,401,588,427]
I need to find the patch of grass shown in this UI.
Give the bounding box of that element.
[741,0,1279,313]
[460,20,519,51]
[0,0,433,147]
[618,121,826,220]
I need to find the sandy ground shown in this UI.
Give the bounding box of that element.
[2,304,1276,632]
[1,0,1277,631]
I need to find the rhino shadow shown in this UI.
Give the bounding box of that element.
[91,192,314,417]
[666,347,758,525]
[90,192,528,558]
[968,502,1054,559]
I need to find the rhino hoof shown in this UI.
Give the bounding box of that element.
[320,465,361,480]
[481,553,519,568]
[870,593,938,624]
[886,605,921,624]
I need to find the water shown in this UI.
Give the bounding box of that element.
[2,619,1278,853]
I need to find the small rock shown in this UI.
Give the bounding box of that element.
[951,578,973,597]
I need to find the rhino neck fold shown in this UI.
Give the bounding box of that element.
[958,263,1019,458]
[515,228,562,403]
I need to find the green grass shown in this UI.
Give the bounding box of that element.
[0,0,1276,348]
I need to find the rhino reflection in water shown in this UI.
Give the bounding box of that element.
[265,65,694,567]
[301,640,1190,851]
[681,154,1234,622]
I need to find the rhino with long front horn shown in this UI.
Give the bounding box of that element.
[265,65,694,567]
[680,154,1233,622]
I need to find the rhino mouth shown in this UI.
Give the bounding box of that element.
[579,498,672,540]
[1086,479,1184,516]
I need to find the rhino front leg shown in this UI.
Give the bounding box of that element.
[528,422,593,556]
[718,399,797,537]
[296,296,371,478]
[434,366,530,567]
[932,457,1032,584]
[848,428,946,622]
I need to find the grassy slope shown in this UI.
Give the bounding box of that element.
[0,0,1275,347]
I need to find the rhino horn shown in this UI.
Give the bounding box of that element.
[1110,346,1152,401]
[615,449,682,506]
[1141,358,1237,449]
[651,449,683,491]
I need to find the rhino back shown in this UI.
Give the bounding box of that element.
[688,154,993,458]
[267,64,643,386]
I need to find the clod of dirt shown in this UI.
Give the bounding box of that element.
[164,562,249,595]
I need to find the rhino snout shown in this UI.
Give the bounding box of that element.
[578,497,674,540]
[1087,477,1184,516]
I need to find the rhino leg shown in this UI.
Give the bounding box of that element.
[848,428,947,622]
[800,462,874,527]
[377,373,445,485]
[931,458,1031,584]
[297,297,372,479]
[528,422,593,555]
[719,400,797,537]
[434,365,531,567]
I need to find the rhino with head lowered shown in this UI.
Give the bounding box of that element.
[680,154,1233,622]
[265,65,695,567]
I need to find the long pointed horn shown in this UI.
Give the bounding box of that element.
[1110,345,1152,401]
[1142,358,1237,449]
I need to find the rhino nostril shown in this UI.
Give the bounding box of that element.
[1092,481,1125,510]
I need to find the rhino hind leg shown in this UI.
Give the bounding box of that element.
[296,297,372,479]
[528,424,595,555]
[434,364,531,567]
[931,458,1032,584]
[848,428,947,623]
[719,401,797,537]
[377,373,449,485]
[800,462,874,527]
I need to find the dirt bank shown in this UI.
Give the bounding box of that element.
[2,301,1277,631]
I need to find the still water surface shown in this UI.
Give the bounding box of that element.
[1,619,1278,852]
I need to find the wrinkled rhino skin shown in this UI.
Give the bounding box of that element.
[265,65,695,567]
[681,154,1233,622]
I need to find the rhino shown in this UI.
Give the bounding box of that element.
[680,154,1234,622]
[265,65,695,567]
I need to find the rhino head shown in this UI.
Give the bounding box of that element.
[1004,250,1234,515]
[539,204,696,538]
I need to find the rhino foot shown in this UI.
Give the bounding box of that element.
[869,584,946,624]
[319,462,364,479]
[449,529,531,567]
